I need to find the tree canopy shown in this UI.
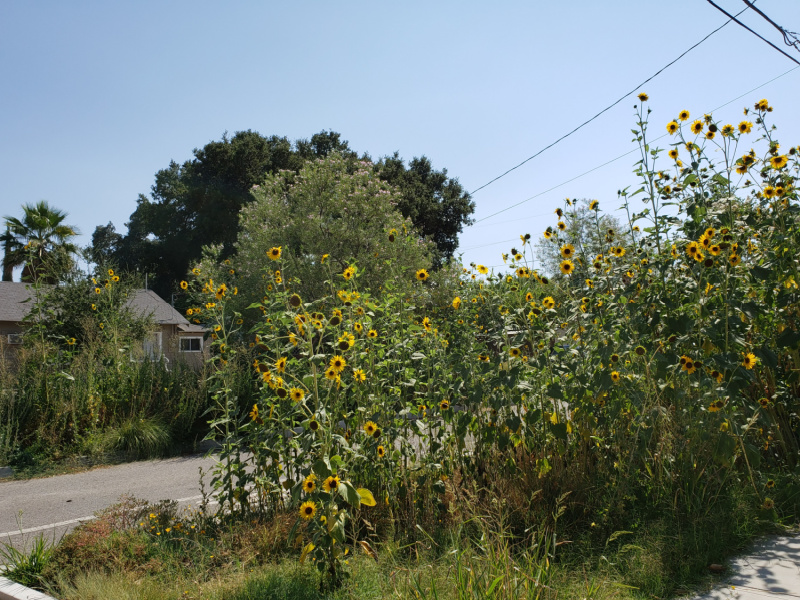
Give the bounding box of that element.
[94,130,472,297]
[534,199,633,281]
[2,201,79,283]
[375,154,474,267]
[198,153,434,315]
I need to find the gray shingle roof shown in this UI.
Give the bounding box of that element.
[0,282,41,322]
[125,289,190,325]
[0,282,191,326]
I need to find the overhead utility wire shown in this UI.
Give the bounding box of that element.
[706,1,800,66]
[469,63,798,225]
[467,4,752,197]
[741,0,800,51]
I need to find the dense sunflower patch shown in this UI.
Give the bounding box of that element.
[185,99,800,591]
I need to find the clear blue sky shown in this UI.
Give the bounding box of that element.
[2,1,798,275]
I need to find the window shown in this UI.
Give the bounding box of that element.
[143,331,162,359]
[7,334,23,345]
[180,337,202,352]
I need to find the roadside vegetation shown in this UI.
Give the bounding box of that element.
[0,268,223,476]
[2,98,799,598]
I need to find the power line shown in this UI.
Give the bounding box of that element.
[706,1,800,66]
[467,4,752,197]
[741,0,800,52]
[467,64,799,226]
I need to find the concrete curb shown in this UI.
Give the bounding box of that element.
[0,577,57,600]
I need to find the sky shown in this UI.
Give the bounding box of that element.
[2,0,799,276]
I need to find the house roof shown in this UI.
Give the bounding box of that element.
[0,282,39,322]
[0,282,195,327]
[126,289,191,325]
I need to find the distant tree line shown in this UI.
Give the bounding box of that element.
[88,130,475,298]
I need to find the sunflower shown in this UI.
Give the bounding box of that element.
[542,296,555,309]
[543,229,553,239]
[343,266,356,280]
[440,399,450,410]
[275,356,287,373]
[555,207,564,217]
[683,358,697,374]
[338,332,355,350]
[706,130,716,140]
[290,388,305,403]
[416,269,429,281]
[267,246,282,260]
[422,317,432,332]
[637,92,648,102]
[668,149,678,160]
[765,479,775,489]
[353,322,363,334]
[756,98,769,111]
[560,243,575,258]
[758,397,770,408]
[477,264,488,274]
[67,337,76,346]
[322,475,340,494]
[478,353,489,362]
[364,421,378,436]
[353,368,366,382]
[610,353,620,363]
[330,355,347,373]
[509,347,521,358]
[613,246,626,258]
[367,329,378,339]
[711,370,723,383]
[708,400,725,412]
[738,121,753,134]
[589,200,599,210]
[324,367,338,381]
[557,221,567,231]
[516,266,531,278]
[690,120,703,135]
[666,121,679,134]
[388,228,397,242]
[303,474,316,493]
[770,155,788,169]
[611,371,620,383]
[742,352,757,370]
[634,346,646,356]
[729,254,741,266]
[377,445,386,458]
[94,287,101,294]
[452,297,461,310]
[678,110,690,122]
[91,303,97,310]
[560,260,575,275]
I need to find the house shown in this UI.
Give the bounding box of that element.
[0,281,207,368]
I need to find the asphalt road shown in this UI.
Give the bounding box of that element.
[0,453,221,553]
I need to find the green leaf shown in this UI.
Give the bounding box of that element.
[410,352,426,360]
[777,329,800,349]
[339,481,361,507]
[751,266,772,281]
[357,488,376,506]
[713,433,737,467]
[312,458,331,479]
[550,422,568,441]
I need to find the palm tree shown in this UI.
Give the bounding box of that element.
[2,201,79,283]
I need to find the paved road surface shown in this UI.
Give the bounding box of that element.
[0,454,220,552]
[690,534,800,600]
